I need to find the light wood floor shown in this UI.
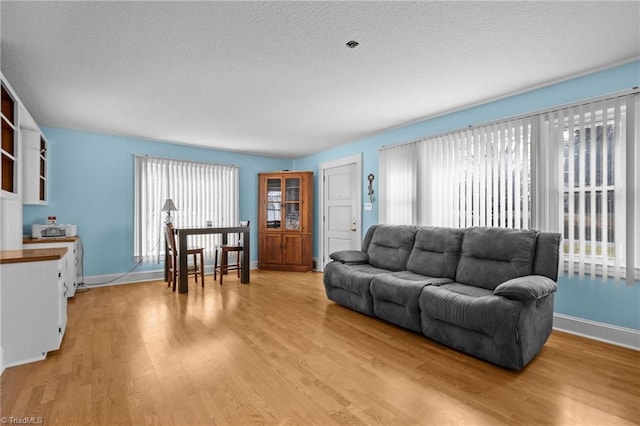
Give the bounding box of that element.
[1,270,638,425]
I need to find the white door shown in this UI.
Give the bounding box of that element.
[322,157,361,269]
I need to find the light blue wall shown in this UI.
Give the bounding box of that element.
[23,128,292,276]
[23,61,639,330]
[293,60,640,330]
[555,276,640,330]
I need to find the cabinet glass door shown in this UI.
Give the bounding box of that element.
[285,203,300,230]
[266,178,282,229]
[284,177,301,230]
[284,177,300,202]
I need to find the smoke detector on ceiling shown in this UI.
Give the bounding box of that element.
[346,40,359,49]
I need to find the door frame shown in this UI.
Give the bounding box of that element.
[318,154,362,271]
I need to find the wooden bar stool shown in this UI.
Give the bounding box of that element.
[214,221,249,285]
[165,222,205,290]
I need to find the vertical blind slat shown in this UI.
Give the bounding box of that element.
[627,95,639,285]
[567,108,576,277]
[601,103,609,279]
[589,102,598,278]
[495,125,501,227]
[465,130,472,227]
[514,120,522,229]
[578,105,586,278]
[524,121,529,227]
[453,134,460,227]
[613,99,622,280]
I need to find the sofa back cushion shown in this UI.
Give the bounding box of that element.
[361,225,379,252]
[533,232,561,281]
[455,227,539,290]
[367,225,417,271]
[406,227,464,279]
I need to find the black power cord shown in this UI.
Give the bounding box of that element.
[77,237,163,288]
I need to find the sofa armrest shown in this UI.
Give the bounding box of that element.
[494,275,557,302]
[329,250,369,264]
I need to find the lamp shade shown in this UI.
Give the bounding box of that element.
[162,199,178,212]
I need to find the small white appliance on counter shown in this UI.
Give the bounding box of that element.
[32,224,78,239]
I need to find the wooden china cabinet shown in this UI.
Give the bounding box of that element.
[258,171,313,271]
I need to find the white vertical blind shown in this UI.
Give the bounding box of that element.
[134,156,239,263]
[378,90,638,284]
[409,117,533,229]
[556,95,637,283]
[379,143,419,224]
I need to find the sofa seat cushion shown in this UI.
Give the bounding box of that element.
[373,271,452,306]
[419,283,522,336]
[327,263,389,295]
[322,262,390,316]
[370,272,452,332]
[456,227,539,290]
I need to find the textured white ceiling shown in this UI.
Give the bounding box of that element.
[1,1,639,158]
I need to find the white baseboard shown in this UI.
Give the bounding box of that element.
[83,270,165,287]
[83,261,259,287]
[553,313,640,350]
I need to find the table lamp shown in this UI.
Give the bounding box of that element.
[162,199,178,224]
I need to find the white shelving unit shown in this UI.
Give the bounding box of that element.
[1,80,18,198]
[1,74,23,250]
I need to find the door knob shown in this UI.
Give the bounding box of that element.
[350,221,357,232]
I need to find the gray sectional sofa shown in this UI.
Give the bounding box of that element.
[323,225,561,370]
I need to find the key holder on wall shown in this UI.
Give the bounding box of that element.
[367,173,375,203]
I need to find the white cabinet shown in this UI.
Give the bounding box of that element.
[1,73,50,250]
[23,237,81,297]
[22,128,47,205]
[0,248,67,370]
[0,75,23,250]
[1,78,18,199]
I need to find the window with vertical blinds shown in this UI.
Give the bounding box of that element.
[419,118,533,229]
[133,155,239,263]
[379,90,638,284]
[547,95,638,283]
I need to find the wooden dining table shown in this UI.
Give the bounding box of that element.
[166,225,250,293]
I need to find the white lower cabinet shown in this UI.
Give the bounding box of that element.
[23,238,80,297]
[0,256,67,370]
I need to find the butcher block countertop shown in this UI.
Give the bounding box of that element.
[0,247,68,264]
[23,236,79,244]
